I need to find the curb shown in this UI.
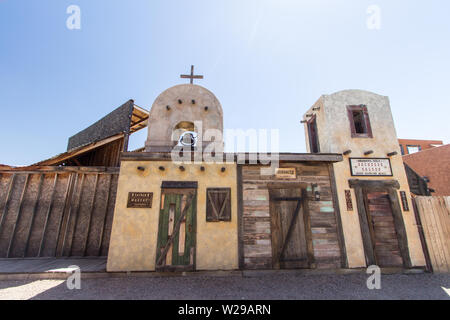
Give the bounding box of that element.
[0,268,427,281]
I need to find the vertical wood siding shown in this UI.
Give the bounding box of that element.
[0,168,119,258]
[241,163,342,269]
[415,196,450,273]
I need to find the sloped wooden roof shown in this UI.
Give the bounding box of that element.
[20,101,149,168]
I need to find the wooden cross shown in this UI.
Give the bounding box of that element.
[180,65,204,84]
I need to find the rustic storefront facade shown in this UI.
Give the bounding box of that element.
[0,75,428,273]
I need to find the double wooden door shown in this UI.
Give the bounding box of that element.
[156,188,196,272]
[363,191,403,267]
[269,187,313,269]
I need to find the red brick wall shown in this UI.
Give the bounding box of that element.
[398,139,444,155]
[403,144,450,196]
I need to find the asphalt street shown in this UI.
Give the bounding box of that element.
[0,272,449,300]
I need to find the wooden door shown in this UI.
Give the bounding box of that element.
[364,191,403,267]
[269,188,312,269]
[156,188,196,272]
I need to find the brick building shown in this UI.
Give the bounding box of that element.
[398,139,444,155]
[403,144,450,196]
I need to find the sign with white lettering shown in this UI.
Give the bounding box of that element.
[349,158,393,176]
[127,192,153,208]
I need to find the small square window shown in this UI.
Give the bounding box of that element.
[347,105,373,138]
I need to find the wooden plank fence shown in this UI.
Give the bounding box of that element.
[0,167,119,258]
[415,196,450,273]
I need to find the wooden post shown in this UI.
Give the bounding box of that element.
[328,163,348,268]
[236,165,244,270]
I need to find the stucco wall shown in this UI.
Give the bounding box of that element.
[107,160,238,272]
[303,90,426,268]
[145,84,224,151]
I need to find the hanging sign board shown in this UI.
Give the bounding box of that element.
[350,158,393,177]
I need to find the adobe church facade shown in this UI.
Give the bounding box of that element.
[106,79,427,272]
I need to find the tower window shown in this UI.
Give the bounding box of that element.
[347,105,373,138]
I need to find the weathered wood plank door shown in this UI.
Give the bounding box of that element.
[156,188,196,272]
[364,191,404,267]
[269,188,313,269]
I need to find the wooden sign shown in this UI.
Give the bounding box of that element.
[349,158,393,176]
[400,191,409,212]
[275,168,297,179]
[127,192,153,208]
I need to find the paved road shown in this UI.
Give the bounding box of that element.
[0,272,449,300]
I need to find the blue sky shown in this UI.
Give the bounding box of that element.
[0,0,449,165]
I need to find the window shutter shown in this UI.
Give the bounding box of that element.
[206,188,231,222]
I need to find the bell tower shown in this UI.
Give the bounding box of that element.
[145,67,224,152]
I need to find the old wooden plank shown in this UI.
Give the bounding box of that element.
[55,173,76,256]
[97,174,112,256]
[7,174,30,258]
[23,173,45,257]
[0,174,16,237]
[38,173,58,257]
[83,174,99,256]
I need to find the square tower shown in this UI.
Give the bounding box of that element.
[302,90,426,269]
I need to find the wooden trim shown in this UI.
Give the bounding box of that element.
[387,189,412,268]
[237,165,244,270]
[328,163,348,268]
[120,152,343,163]
[161,181,198,189]
[349,179,400,190]
[302,189,315,269]
[353,186,376,266]
[30,134,125,167]
[0,166,120,174]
